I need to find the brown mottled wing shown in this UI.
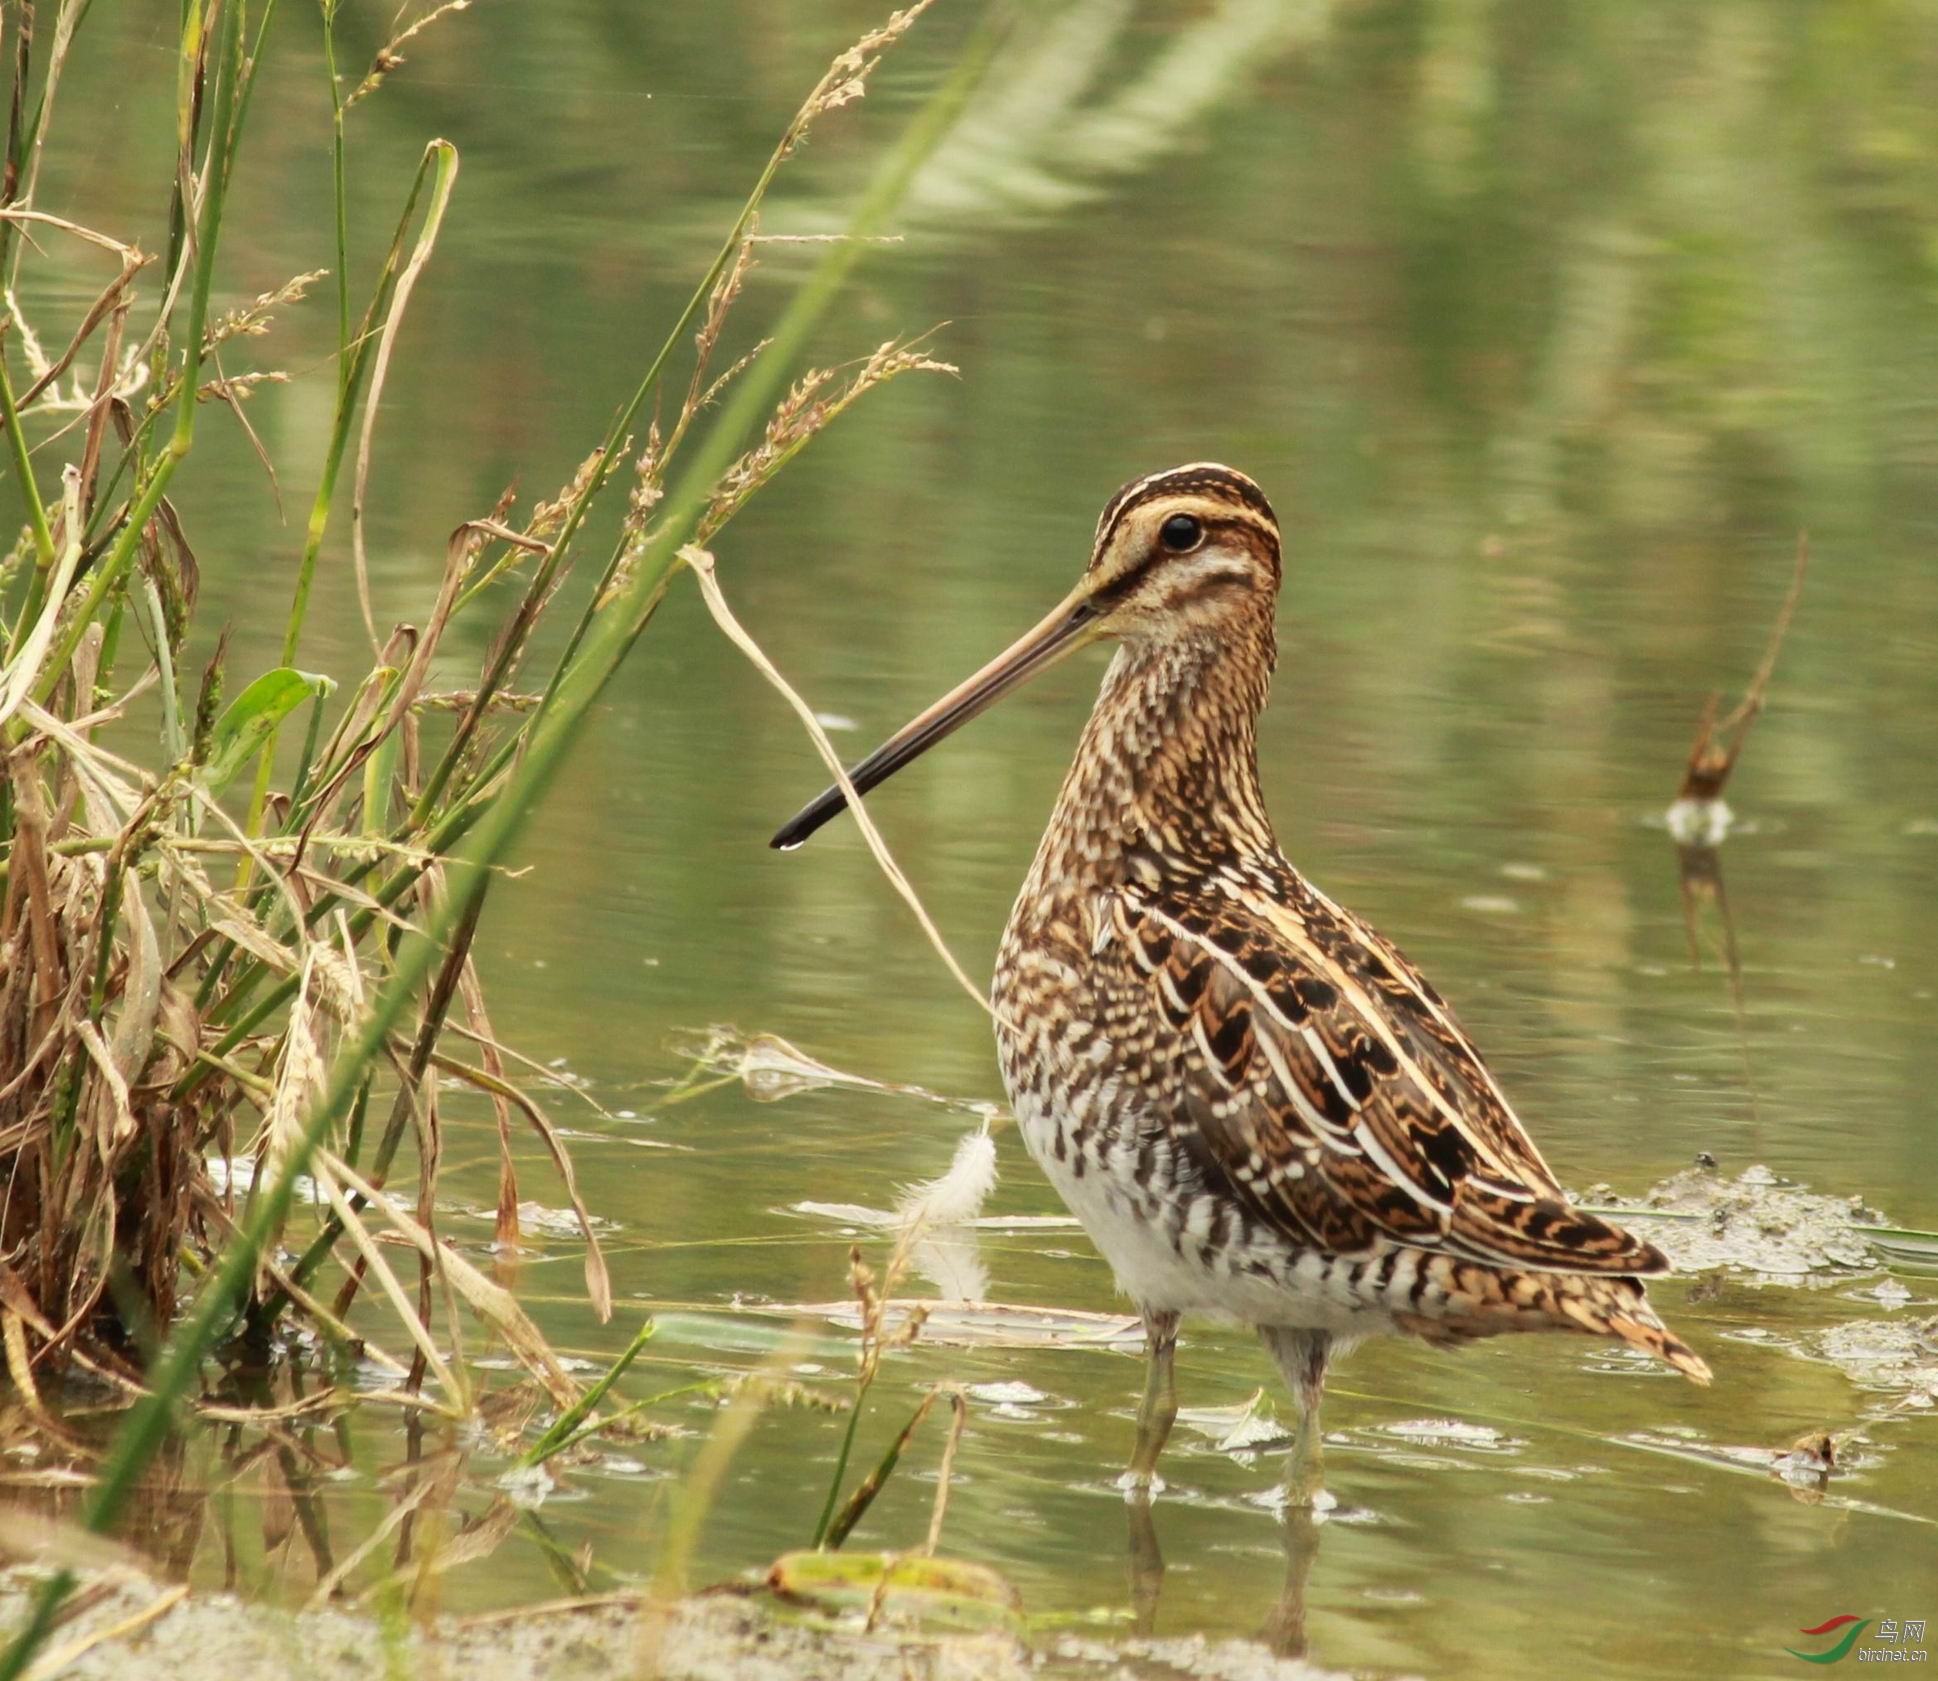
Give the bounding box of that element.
[1103,874,1667,1276]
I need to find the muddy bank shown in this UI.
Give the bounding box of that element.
[1595,1164,1896,1279]
[0,1566,1353,1681]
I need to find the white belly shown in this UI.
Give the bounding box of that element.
[1010,1085,1396,1339]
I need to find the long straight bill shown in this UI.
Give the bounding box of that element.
[770,588,1102,850]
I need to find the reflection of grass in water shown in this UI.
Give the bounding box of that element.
[0,1,1010,1668]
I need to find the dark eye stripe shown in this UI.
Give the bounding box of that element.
[1163,561,1258,605]
[1093,518,1271,602]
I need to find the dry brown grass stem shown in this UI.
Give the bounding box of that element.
[684,548,991,1019]
[696,336,956,544]
[205,270,330,352]
[345,1,476,109]
[653,230,761,483]
[352,142,458,650]
[346,144,455,651]
[1677,535,1809,804]
[3,242,150,423]
[923,1388,968,1553]
[783,0,940,158]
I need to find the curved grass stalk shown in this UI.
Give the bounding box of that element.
[687,549,992,1019]
[349,140,458,651]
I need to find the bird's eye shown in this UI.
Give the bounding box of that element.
[1159,513,1203,553]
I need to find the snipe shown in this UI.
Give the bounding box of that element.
[774,464,1709,1496]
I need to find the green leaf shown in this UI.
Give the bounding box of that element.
[203,669,333,793]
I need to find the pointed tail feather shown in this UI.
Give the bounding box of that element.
[1394,1258,1712,1383]
[1553,1278,1712,1383]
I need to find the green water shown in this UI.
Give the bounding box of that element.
[23,3,1938,1676]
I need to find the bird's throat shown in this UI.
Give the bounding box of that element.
[1028,613,1279,900]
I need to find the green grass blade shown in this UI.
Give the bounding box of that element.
[519,1320,657,1468]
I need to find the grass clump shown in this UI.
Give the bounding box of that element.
[0,14,999,1667]
[0,2,597,1409]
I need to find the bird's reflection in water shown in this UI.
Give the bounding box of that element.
[1675,838,1741,985]
[1126,1491,1165,1639]
[1125,1482,1325,1661]
[1671,807,1762,1145]
[1259,1504,1323,1659]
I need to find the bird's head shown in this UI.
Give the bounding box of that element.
[771,463,1280,850]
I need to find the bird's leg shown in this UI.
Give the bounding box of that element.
[1124,1309,1181,1490]
[1123,1310,1179,1636]
[1260,1326,1333,1509]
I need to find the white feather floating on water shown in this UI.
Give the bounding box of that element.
[896,1124,999,1234]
